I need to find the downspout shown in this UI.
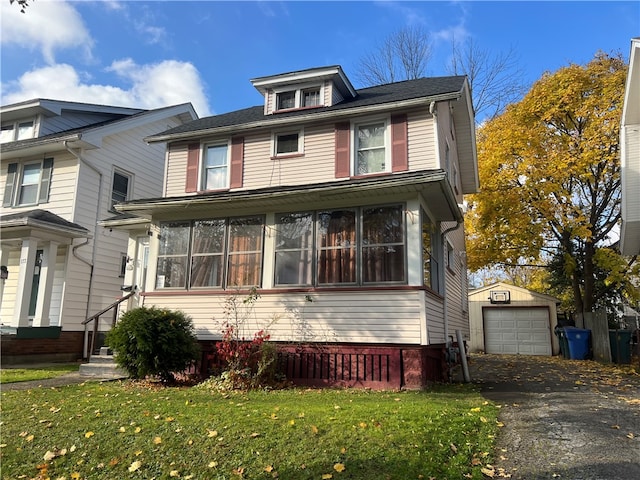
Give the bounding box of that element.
[64,139,103,359]
[441,220,462,344]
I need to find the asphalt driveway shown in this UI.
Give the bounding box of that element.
[467,354,640,480]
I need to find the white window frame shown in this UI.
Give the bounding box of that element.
[201,141,230,191]
[1,119,36,143]
[274,83,324,112]
[271,128,304,157]
[18,162,42,206]
[110,168,132,212]
[351,116,391,176]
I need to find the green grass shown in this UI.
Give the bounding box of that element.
[0,364,79,384]
[0,382,499,480]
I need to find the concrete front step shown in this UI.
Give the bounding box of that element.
[79,361,127,379]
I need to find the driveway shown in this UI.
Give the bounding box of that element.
[467,354,640,480]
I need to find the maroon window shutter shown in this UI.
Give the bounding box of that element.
[335,122,350,178]
[186,143,200,193]
[230,136,244,188]
[391,114,408,172]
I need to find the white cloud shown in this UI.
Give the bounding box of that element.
[1,61,211,117]
[0,0,93,64]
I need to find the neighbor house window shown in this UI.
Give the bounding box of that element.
[0,120,35,143]
[203,143,229,190]
[355,121,388,175]
[156,216,264,290]
[276,205,405,286]
[2,159,54,207]
[111,170,131,211]
[273,130,303,156]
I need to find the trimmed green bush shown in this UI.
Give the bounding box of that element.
[106,306,200,382]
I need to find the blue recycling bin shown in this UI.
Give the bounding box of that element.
[563,327,591,360]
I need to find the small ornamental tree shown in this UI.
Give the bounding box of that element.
[106,306,200,383]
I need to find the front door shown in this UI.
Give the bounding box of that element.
[28,249,43,319]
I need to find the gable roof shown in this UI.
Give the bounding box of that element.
[145,75,468,143]
[468,282,561,304]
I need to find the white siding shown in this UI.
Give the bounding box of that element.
[164,142,189,197]
[144,290,424,344]
[406,109,436,171]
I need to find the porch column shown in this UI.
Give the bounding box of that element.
[12,237,37,327]
[33,241,58,327]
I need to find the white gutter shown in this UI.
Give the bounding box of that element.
[64,138,103,359]
[145,92,462,144]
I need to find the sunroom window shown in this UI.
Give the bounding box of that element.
[156,216,264,290]
[275,205,406,286]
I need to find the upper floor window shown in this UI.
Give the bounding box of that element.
[111,170,131,211]
[203,143,229,190]
[355,120,389,175]
[1,120,35,144]
[273,129,304,157]
[274,204,405,287]
[2,158,53,208]
[275,85,323,112]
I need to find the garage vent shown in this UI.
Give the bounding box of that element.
[489,290,511,304]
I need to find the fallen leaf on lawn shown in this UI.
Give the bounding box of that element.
[288,419,295,426]
[208,461,218,468]
[135,427,142,434]
[119,427,126,433]
[471,407,481,412]
[84,431,95,438]
[322,474,333,479]
[298,412,305,418]
[26,435,34,442]
[480,416,488,423]
[153,436,162,444]
[70,445,77,453]
[627,433,635,439]
[311,425,319,434]
[450,443,458,453]
[481,465,495,477]
[340,447,347,454]
[471,457,482,466]
[611,425,620,429]
[109,458,120,466]
[71,472,81,479]
[169,470,180,477]
[333,463,346,472]
[128,460,142,472]
[270,413,278,419]
[496,422,505,427]
[165,417,175,422]
[134,450,143,456]
[264,465,274,472]
[359,422,367,428]
[207,430,218,437]
[43,450,57,461]
[232,466,245,476]
[250,432,260,438]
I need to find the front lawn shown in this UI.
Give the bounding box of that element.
[0,382,498,479]
[0,364,79,384]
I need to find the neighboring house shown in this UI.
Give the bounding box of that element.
[105,66,478,389]
[0,99,198,364]
[621,37,640,255]
[468,282,561,356]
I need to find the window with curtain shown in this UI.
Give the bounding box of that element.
[157,222,190,288]
[275,212,314,286]
[356,122,387,175]
[203,144,228,190]
[190,219,226,288]
[318,209,357,284]
[157,216,265,290]
[227,217,264,288]
[362,206,405,283]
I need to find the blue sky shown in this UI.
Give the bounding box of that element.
[1,1,638,119]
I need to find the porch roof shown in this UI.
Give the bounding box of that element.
[112,170,462,223]
[0,209,90,247]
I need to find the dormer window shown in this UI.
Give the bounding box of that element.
[1,120,35,143]
[277,91,296,110]
[275,85,323,112]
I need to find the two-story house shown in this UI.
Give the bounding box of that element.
[0,99,197,364]
[106,66,478,389]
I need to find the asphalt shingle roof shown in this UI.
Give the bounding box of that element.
[152,75,466,138]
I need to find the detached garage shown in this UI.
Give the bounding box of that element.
[468,282,561,356]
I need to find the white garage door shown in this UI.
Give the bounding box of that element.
[484,307,552,355]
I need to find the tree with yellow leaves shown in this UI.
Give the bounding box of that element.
[467,52,639,315]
